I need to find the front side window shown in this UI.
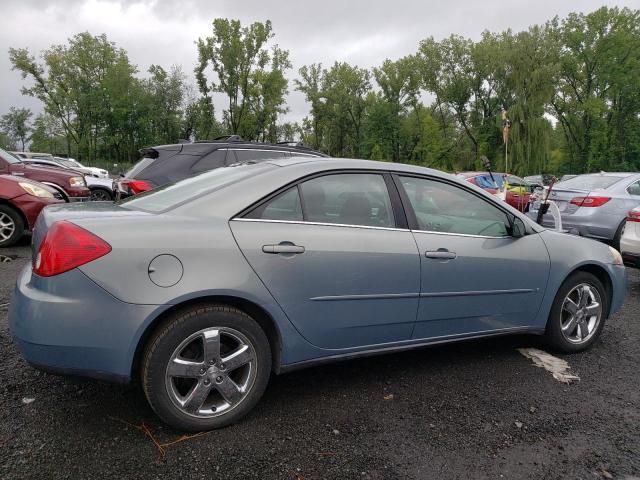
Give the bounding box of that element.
[244,173,396,228]
[399,176,510,237]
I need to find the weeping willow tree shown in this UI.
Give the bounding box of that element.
[498,26,559,175]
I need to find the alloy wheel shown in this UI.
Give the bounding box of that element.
[165,327,257,418]
[560,283,602,344]
[0,212,16,243]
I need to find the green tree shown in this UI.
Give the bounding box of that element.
[10,32,138,162]
[196,19,286,137]
[549,7,640,172]
[0,107,32,151]
[373,56,420,162]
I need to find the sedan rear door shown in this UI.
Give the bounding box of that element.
[230,171,421,350]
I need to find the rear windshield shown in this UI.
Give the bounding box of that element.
[120,163,273,213]
[125,157,156,178]
[558,175,625,191]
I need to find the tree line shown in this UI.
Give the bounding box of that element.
[2,6,639,176]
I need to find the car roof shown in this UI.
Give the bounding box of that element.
[150,141,327,157]
[263,157,455,178]
[573,172,636,177]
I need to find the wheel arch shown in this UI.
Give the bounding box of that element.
[89,186,113,199]
[40,182,69,202]
[131,295,283,381]
[0,199,28,231]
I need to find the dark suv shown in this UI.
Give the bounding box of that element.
[115,137,327,198]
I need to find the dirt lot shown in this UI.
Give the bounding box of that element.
[1,241,639,479]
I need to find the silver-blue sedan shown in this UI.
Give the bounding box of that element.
[10,158,627,431]
[528,172,640,248]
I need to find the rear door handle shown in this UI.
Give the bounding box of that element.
[425,249,457,260]
[262,243,305,254]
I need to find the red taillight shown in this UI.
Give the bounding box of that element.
[33,221,111,277]
[627,209,640,223]
[569,196,611,207]
[121,179,152,195]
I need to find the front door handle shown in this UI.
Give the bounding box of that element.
[262,243,305,254]
[425,249,457,260]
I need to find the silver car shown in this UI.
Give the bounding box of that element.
[10,158,627,431]
[528,172,640,248]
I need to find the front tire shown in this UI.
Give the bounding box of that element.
[0,205,24,248]
[544,271,608,353]
[142,305,271,431]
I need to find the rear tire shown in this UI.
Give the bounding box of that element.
[0,204,24,248]
[142,305,271,431]
[544,271,608,353]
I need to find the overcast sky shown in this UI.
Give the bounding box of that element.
[1,0,636,124]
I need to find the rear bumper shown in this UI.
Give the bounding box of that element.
[9,265,160,383]
[526,211,618,241]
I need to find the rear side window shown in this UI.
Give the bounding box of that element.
[191,149,227,174]
[245,173,396,228]
[245,187,303,221]
[231,150,288,163]
[559,175,625,190]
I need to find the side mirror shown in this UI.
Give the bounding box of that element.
[510,217,527,238]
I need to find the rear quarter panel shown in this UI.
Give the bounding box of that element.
[75,214,318,366]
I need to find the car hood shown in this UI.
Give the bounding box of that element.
[19,163,85,179]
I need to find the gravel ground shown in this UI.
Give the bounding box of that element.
[0,241,639,479]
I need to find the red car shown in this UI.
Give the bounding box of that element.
[457,172,532,212]
[0,174,64,247]
[0,147,90,202]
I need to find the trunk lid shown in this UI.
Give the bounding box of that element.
[32,202,151,262]
[545,187,589,214]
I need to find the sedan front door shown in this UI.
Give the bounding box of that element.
[230,172,421,350]
[395,175,551,340]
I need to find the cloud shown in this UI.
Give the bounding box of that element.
[2,0,637,124]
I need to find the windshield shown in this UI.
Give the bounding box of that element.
[120,163,273,213]
[558,174,626,191]
[0,147,22,164]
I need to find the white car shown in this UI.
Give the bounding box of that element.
[620,206,640,268]
[54,157,110,178]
